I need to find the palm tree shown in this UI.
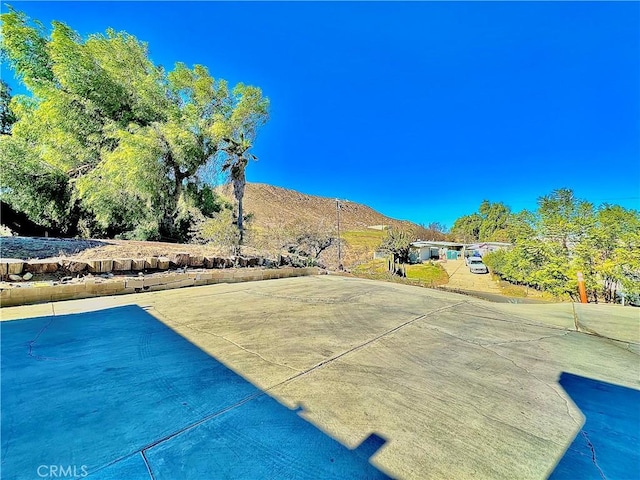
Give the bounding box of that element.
[222,134,256,245]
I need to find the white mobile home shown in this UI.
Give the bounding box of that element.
[409,241,465,263]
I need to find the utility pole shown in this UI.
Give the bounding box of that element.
[336,199,343,270]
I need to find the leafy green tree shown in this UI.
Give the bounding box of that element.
[505,210,536,243]
[478,200,511,241]
[191,208,240,252]
[0,7,268,241]
[451,201,512,242]
[612,228,640,299]
[588,205,640,301]
[0,80,17,135]
[483,188,639,303]
[379,228,413,263]
[451,213,482,242]
[537,189,593,252]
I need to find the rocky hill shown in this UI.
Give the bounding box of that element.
[220,183,415,232]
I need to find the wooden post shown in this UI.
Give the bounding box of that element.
[577,272,588,304]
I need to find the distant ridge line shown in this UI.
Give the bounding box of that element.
[217,182,417,231]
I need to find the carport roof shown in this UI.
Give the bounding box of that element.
[410,241,465,248]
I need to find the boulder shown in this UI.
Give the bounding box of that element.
[189,255,205,267]
[156,257,170,270]
[60,260,88,273]
[170,253,190,267]
[145,257,158,269]
[113,258,132,271]
[0,258,25,276]
[131,259,146,271]
[25,259,59,274]
[87,259,113,273]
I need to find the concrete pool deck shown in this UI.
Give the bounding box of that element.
[1,275,638,479]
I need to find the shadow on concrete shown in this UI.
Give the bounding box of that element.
[1,305,392,480]
[548,372,640,480]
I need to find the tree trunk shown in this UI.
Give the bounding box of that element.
[237,193,244,244]
[174,173,183,205]
[231,162,246,245]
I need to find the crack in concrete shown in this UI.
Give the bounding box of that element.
[133,296,588,475]
[24,309,69,361]
[581,431,607,480]
[571,318,640,357]
[480,344,582,427]
[1,416,13,466]
[473,302,638,355]
[482,346,582,427]
[461,302,573,333]
[485,331,571,347]
[380,373,566,448]
[26,316,56,360]
[571,303,580,331]
[418,322,583,427]
[245,289,373,305]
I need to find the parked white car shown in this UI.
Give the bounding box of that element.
[464,255,480,266]
[467,257,488,274]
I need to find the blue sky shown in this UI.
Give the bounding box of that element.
[3,1,639,228]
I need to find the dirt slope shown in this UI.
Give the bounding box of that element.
[220,183,416,231]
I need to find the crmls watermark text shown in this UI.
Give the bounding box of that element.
[37,465,88,478]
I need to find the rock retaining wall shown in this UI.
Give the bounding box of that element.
[0,252,310,279]
[0,266,321,308]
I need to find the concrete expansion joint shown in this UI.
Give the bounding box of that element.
[181,322,302,373]
[140,451,156,480]
[265,301,469,390]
